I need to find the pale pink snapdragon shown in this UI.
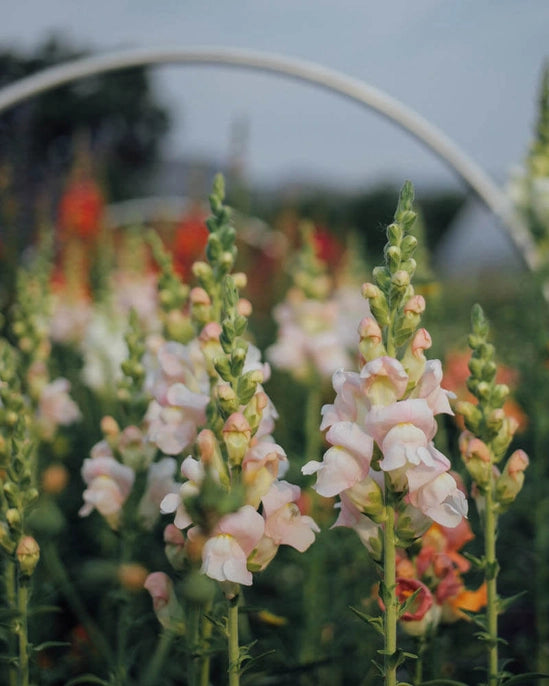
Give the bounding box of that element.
[303,353,467,537]
[36,377,81,439]
[267,290,351,380]
[193,505,265,586]
[261,480,319,552]
[138,457,178,529]
[79,447,135,528]
[144,572,184,630]
[160,456,206,530]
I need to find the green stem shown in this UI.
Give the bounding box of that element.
[227,592,240,686]
[140,630,175,686]
[16,578,29,686]
[484,484,499,686]
[414,635,427,685]
[42,543,114,666]
[304,384,323,465]
[299,384,323,669]
[5,560,18,686]
[199,601,213,686]
[188,603,201,686]
[383,499,398,686]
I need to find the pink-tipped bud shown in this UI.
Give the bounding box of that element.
[404,295,426,315]
[237,298,252,317]
[411,328,432,357]
[506,449,529,476]
[233,272,247,289]
[196,429,218,465]
[222,412,252,467]
[199,321,222,343]
[164,524,186,570]
[358,316,382,342]
[496,449,529,507]
[361,282,381,300]
[190,287,211,306]
[16,536,40,577]
[100,415,120,438]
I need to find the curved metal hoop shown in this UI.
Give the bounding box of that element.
[0,45,537,269]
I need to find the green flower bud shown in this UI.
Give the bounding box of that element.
[222,413,251,467]
[400,234,418,260]
[16,536,40,577]
[385,245,401,272]
[387,222,403,244]
[372,266,391,291]
[455,401,483,434]
[495,449,529,507]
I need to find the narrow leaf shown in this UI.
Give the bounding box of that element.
[502,673,549,686]
[65,676,110,686]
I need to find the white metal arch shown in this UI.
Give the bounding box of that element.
[0,45,537,269]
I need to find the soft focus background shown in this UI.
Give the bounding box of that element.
[1,3,549,685]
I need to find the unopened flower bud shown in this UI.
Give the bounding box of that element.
[237,299,252,317]
[216,384,239,415]
[496,449,529,507]
[385,245,401,271]
[118,563,149,592]
[144,572,185,632]
[460,434,492,488]
[491,383,510,407]
[165,310,195,343]
[101,415,120,439]
[164,524,186,570]
[190,287,211,306]
[16,536,40,577]
[391,270,410,289]
[358,316,386,362]
[192,261,213,283]
[387,222,403,244]
[361,283,389,326]
[237,369,263,405]
[247,536,279,572]
[396,504,431,543]
[41,464,69,494]
[220,251,235,272]
[232,272,247,290]
[6,508,21,531]
[491,416,519,462]
[372,266,391,290]
[404,295,425,316]
[400,234,418,259]
[347,477,385,521]
[455,400,482,433]
[223,413,251,467]
[0,522,15,554]
[244,391,268,433]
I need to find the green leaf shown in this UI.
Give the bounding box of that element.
[420,680,470,686]
[501,673,549,686]
[398,587,422,619]
[463,552,486,569]
[28,605,62,617]
[497,591,527,615]
[349,606,384,636]
[32,640,71,651]
[65,675,110,686]
[460,609,487,629]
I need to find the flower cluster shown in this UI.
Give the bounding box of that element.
[267,222,365,382]
[303,182,467,554]
[455,304,529,512]
[142,177,317,620]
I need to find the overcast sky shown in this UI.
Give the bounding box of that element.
[2,1,548,192]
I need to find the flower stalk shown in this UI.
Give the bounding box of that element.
[456,303,529,686]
